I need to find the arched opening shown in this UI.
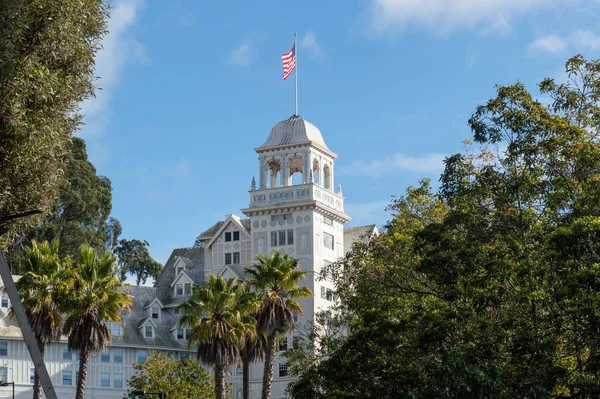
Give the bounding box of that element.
[312,159,320,185]
[323,164,331,190]
[268,159,281,188]
[289,156,303,185]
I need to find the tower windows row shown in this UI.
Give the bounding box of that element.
[271,230,294,247]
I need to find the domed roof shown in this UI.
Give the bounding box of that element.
[258,115,330,151]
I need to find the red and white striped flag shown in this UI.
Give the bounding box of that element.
[282,44,296,80]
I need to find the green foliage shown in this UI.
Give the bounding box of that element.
[64,245,132,399]
[12,240,73,399]
[178,274,256,399]
[0,0,108,238]
[288,55,600,398]
[245,251,312,399]
[126,351,214,399]
[114,239,163,285]
[7,137,122,271]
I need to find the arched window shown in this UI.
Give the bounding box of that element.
[289,156,303,185]
[268,159,281,188]
[312,159,320,185]
[323,164,331,190]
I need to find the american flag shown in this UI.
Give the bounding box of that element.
[282,44,296,80]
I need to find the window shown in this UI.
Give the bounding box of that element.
[320,286,334,301]
[323,216,333,226]
[113,373,123,389]
[186,328,192,339]
[184,283,191,295]
[180,352,190,360]
[292,312,298,323]
[225,253,239,265]
[271,231,278,247]
[226,231,240,241]
[323,232,334,250]
[177,328,184,339]
[176,284,183,296]
[271,230,294,247]
[62,344,71,360]
[100,372,110,388]
[278,364,288,377]
[138,350,148,364]
[271,214,292,222]
[113,348,123,363]
[108,322,121,336]
[279,337,288,351]
[76,371,79,384]
[233,231,240,241]
[152,306,159,319]
[62,370,72,386]
[0,342,7,356]
[100,349,110,363]
[0,295,8,308]
[30,368,35,384]
[145,326,153,338]
[225,232,232,242]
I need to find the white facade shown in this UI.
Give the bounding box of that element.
[0,115,376,399]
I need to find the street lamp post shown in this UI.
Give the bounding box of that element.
[0,381,15,399]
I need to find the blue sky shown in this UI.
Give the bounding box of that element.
[80,0,600,264]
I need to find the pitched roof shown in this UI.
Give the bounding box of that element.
[343,224,378,254]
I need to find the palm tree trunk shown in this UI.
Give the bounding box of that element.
[261,333,277,399]
[243,357,250,399]
[32,339,45,399]
[75,349,90,399]
[215,362,226,399]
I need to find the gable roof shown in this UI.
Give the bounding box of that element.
[143,298,164,310]
[344,224,378,254]
[205,214,251,249]
[195,218,251,246]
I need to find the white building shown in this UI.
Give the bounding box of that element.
[0,115,377,398]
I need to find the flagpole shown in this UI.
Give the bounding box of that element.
[294,32,298,116]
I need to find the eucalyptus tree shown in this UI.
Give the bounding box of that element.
[178,275,256,399]
[245,251,312,399]
[63,246,132,399]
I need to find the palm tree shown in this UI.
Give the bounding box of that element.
[240,328,267,399]
[10,241,72,399]
[244,251,312,399]
[63,245,132,399]
[178,274,256,399]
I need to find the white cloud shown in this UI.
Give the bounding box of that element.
[341,153,446,177]
[529,29,600,55]
[571,29,600,50]
[369,0,555,35]
[227,43,253,67]
[80,0,145,137]
[301,31,323,58]
[529,35,568,54]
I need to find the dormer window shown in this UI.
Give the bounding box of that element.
[176,265,184,275]
[225,231,240,242]
[175,283,191,296]
[151,307,159,319]
[145,326,153,338]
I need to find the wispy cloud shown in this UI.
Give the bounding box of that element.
[368,0,556,35]
[341,153,446,177]
[529,29,600,55]
[80,0,146,138]
[227,42,253,67]
[529,35,568,54]
[301,31,323,58]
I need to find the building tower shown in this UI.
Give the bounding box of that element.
[242,115,351,398]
